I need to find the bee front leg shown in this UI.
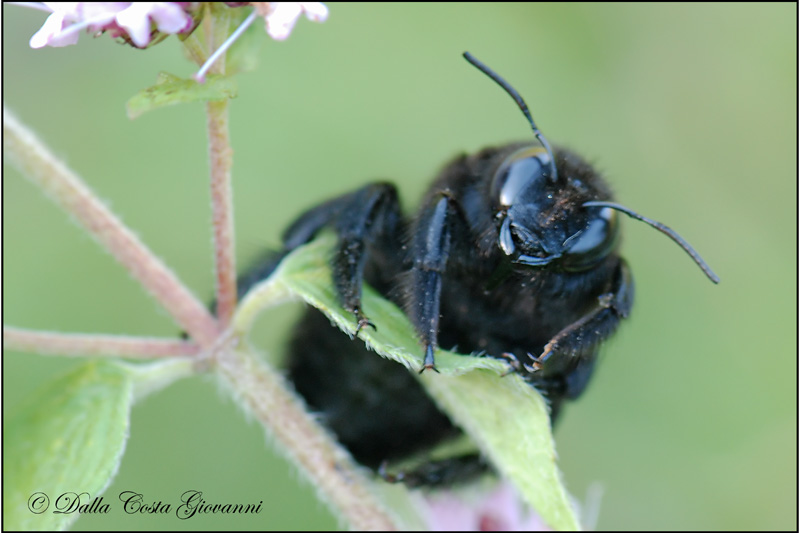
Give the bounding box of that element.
[405,193,469,372]
[528,259,634,400]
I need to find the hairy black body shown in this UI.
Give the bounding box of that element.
[238,53,717,483]
[241,144,631,471]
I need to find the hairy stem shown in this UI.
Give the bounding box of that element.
[3,326,199,358]
[214,345,399,530]
[201,4,238,327]
[3,107,219,347]
[206,100,237,327]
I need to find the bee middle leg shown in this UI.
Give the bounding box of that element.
[280,182,403,330]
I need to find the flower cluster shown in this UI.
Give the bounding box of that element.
[29,2,197,49]
[25,2,328,50]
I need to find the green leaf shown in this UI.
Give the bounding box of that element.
[234,234,582,530]
[126,72,237,119]
[421,372,580,530]
[4,361,133,531]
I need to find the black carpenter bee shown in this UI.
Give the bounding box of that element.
[239,52,719,484]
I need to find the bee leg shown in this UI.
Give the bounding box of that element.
[406,193,465,372]
[282,182,402,329]
[379,453,487,488]
[527,259,634,403]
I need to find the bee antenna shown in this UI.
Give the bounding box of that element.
[463,51,558,182]
[583,201,720,284]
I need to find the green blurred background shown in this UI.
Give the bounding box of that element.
[3,3,796,530]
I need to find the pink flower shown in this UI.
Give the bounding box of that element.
[115,2,194,47]
[421,480,551,531]
[254,2,329,41]
[27,2,195,49]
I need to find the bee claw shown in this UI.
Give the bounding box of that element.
[419,344,440,374]
[498,352,522,376]
[523,350,550,373]
[378,461,403,483]
[352,308,376,336]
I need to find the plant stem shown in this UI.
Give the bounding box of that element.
[3,107,219,347]
[206,100,237,327]
[202,4,238,327]
[214,345,399,530]
[3,326,199,358]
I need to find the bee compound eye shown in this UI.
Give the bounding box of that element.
[561,207,619,271]
[491,146,553,208]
